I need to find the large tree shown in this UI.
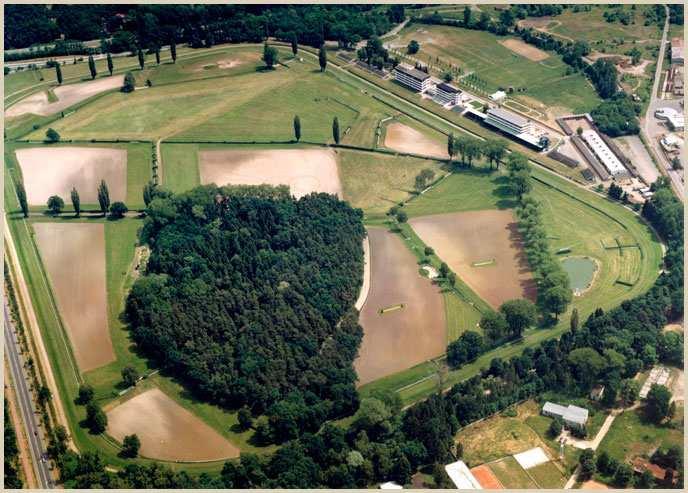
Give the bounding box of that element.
[137,48,145,69]
[88,54,97,79]
[170,40,177,63]
[500,299,537,337]
[47,195,64,214]
[293,115,301,142]
[55,63,63,85]
[106,52,113,75]
[332,117,340,144]
[262,42,278,69]
[319,45,327,72]
[97,180,110,215]
[645,384,672,423]
[71,187,81,217]
[15,181,29,218]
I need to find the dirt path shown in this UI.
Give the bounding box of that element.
[354,236,371,311]
[4,218,76,451]
[4,359,39,489]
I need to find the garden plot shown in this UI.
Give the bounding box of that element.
[383,122,447,158]
[33,222,114,372]
[199,148,342,198]
[409,210,536,308]
[6,75,124,117]
[106,388,240,462]
[355,227,446,385]
[15,146,127,205]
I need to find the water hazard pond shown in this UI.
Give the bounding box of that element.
[561,256,598,295]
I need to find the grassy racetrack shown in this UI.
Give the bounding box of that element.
[391,24,600,113]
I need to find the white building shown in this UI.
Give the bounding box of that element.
[380,481,403,489]
[581,130,628,178]
[542,402,589,430]
[671,37,684,65]
[484,107,546,149]
[490,90,507,102]
[445,461,482,490]
[655,107,685,131]
[393,64,433,92]
[435,82,462,105]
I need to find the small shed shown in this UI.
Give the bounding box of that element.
[590,385,605,401]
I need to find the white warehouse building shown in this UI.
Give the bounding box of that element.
[483,107,546,150]
[392,64,433,92]
[542,402,589,431]
[581,130,628,178]
[655,107,685,131]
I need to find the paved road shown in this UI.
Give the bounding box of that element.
[4,301,53,489]
[641,5,684,198]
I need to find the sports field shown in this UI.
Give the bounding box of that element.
[32,221,113,372]
[391,24,600,113]
[489,457,538,489]
[355,227,446,385]
[409,210,536,308]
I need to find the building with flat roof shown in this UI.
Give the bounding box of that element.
[445,461,482,489]
[393,64,433,92]
[671,37,684,65]
[655,107,685,131]
[435,82,462,105]
[379,481,403,489]
[581,130,628,178]
[542,402,589,430]
[483,107,547,149]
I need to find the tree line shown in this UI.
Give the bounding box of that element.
[5,4,402,54]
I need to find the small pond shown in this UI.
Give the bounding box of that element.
[561,256,597,295]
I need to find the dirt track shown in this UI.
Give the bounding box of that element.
[199,148,342,198]
[355,227,446,385]
[384,122,447,158]
[5,75,124,118]
[33,222,114,372]
[106,388,240,462]
[409,210,536,309]
[6,75,124,118]
[15,146,127,205]
[500,38,550,62]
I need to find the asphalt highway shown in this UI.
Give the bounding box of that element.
[4,300,53,489]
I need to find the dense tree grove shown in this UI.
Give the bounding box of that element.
[126,185,366,434]
[4,400,23,489]
[590,93,641,137]
[5,5,399,54]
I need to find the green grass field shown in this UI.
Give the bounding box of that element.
[528,461,567,488]
[392,24,600,113]
[160,143,201,193]
[597,405,684,462]
[489,457,538,489]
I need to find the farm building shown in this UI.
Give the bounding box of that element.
[581,130,629,179]
[483,107,547,150]
[671,37,683,65]
[393,64,433,92]
[542,402,589,430]
[632,457,678,485]
[435,82,462,105]
[445,460,483,489]
[655,107,684,131]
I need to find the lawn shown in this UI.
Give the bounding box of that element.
[444,291,483,342]
[391,24,600,113]
[597,406,684,462]
[528,460,567,488]
[160,143,200,193]
[339,150,446,219]
[489,457,538,489]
